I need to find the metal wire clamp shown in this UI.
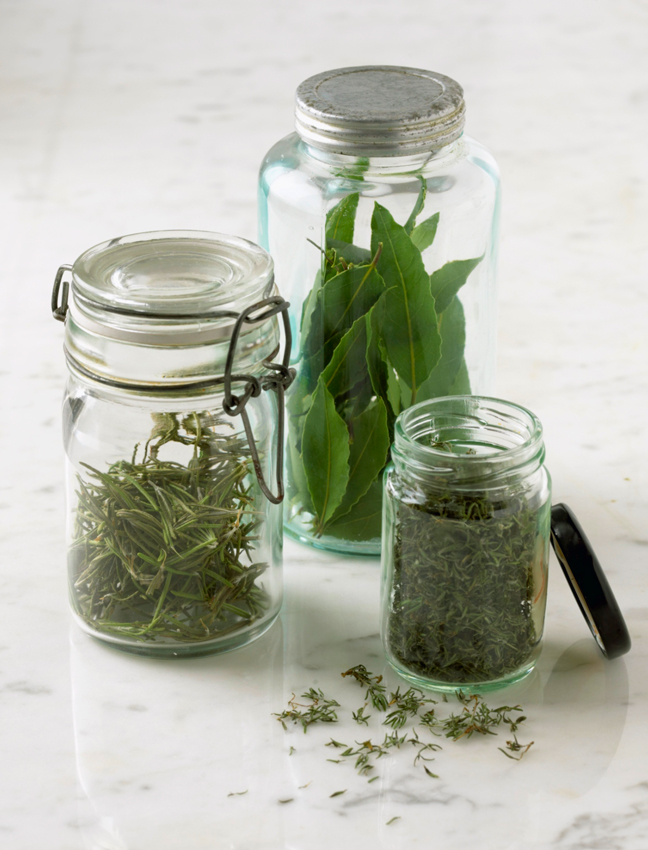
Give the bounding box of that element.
[223,296,295,505]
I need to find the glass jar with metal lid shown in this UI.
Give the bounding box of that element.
[52,231,294,657]
[259,65,500,556]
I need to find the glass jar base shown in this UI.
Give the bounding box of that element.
[284,516,381,557]
[386,657,537,694]
[72,611,280,659]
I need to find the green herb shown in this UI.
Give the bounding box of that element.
[278,798,294,804]
[227,790,248,797]
[275,668,534,802]
[352,705,371,726]
[383,687,437,729]
[274,688,340,732]
[498,735,534,760]
[330,789,347,798]
[69,412,269,644]
[341,664,388,710]
[288,189,482,542]
[386,489,548,684]
[386,816,401,825]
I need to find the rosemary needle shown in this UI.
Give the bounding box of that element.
[69,411,269,645]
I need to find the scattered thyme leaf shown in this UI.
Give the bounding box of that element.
[498,735,534,760]
[386,816,401,825]
[273,689,340,733]
[278,798,294,804]
[330,789,347,798]
[352,705,371,726]
[227,790,248,797]
[342,665,388,711]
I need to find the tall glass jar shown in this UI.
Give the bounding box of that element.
[259,65,500,555]
[381,397,551,692]
[52,231,292,657]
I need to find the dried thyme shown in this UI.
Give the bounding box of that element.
[275,665,534,796]
[386,490,546,684]
[69,411,269,644]
[273,688,340,732]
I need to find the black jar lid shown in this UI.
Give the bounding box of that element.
[550,503,631,660]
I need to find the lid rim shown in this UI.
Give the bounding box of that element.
[550,503,631,661]
[295,65,466,157]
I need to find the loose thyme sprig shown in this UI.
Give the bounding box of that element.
[352,705,371,726]
[273,688,340,732]
[384,687,437,729]
[341,664,388,710]
[499,735,534,760]
[443,691,526,741]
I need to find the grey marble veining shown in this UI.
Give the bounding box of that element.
[1,0,647,848]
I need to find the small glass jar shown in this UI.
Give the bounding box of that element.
[381,397,551,691]
[52,231,293,657]
[259,65,500,555]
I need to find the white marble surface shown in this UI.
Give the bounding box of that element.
[1,1,647,848]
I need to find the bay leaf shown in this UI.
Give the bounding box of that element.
[429,256,483,314]
[327,239,372,268]
[448,357,472,394]
[325,193,359,244]
[300,268,323,339]
[319,264,385,341]
[286,438,313,512]
[301,377,350,530]
[321,317,368,398]
[365,299,394,421]
[410,212,440,253]
[371,202,441,400]
[327,398,390,526]
[416,296,466,400]
[404,177,427,234]
[324,479,383,542]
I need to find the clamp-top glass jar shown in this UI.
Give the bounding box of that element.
[52,231,294,657]
[259,66,500,555]
[381,397,551,692]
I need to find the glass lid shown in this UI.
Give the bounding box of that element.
[69,230,275,344]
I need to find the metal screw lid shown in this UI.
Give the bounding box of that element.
[295,65,466,157]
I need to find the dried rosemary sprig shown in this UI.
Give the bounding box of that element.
[69,411,269,644]
[387,490,545,684]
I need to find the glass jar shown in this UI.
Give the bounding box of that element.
[52,231,293,657]
[259,65,500,555]
[381,397,551,691]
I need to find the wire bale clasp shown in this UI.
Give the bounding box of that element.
[223,296,295,505]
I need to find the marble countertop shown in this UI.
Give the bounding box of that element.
[1,1,647,848]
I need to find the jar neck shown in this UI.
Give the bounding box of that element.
[391,396,545,490]
[300,136,466,176]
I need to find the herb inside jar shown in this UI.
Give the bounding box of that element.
[288,181,483,543]
[386,488,548,685]
[69,411,269,644]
